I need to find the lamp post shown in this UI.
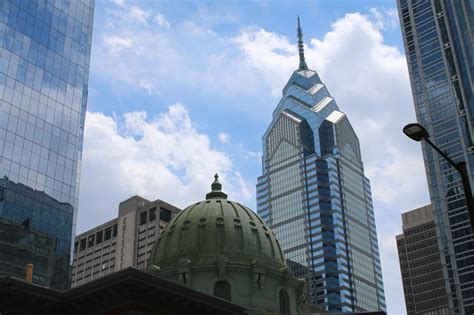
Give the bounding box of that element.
[403,123,474,232]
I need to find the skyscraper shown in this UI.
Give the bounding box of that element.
[396,205,449,315]
[397,1,474,313]
[256,18,385,312]
[0,0,94,289]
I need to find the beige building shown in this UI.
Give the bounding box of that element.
[71,196,180,287]
[396,205,449,315]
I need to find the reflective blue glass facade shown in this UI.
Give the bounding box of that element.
[0,0,94,289]
[256,60,385,311]
[397,1,474,313]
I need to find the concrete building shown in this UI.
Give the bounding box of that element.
[397,1,474,313]
[256,18,385,312]
[396,205,449,315]
[71,195,180,287]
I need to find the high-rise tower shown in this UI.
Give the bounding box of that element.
[256,18,385,312]
[0,0,94,289]
[396,205,450,315]
[397,1,474,313]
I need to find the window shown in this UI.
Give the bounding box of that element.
[96,231,103,244]
[112,224,118,237]
[79,238,86,251]
[149,207,157,222]
[105,227,112,240]
[139,211,147,225]
[88,235,95,248]
[74,241,78,253]
[214,281,231,301]
[279,290,290,315]
[160,208,171,223]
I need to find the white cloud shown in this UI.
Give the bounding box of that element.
[218,132,230,144]
[369,7,400,30]
[114,5,151,25]
[138,80,160,95]
[155,14,170,29]
[232,28,295,92]
[128,6,151,24]
[78,104,253,232]
[92,4,271,106]
[246,151,262,162]
[111,0,126,7]
[103,35,133,54]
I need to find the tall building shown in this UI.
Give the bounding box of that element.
[0,176,73,288]
[396,205,450,315]
[256,19,385,312]
[71,195,180,287]
[397,1,474,313]
[0,0,95,289]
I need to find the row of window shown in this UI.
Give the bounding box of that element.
[74,224,118,253]
[139,207,172,225]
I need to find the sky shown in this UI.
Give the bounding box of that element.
[76,1,431,314]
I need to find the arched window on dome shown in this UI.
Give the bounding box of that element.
[279,289,290,315]
[214,281,231,301]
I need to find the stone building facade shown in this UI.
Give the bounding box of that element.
[397,205,450,315]
[71,195,180,286]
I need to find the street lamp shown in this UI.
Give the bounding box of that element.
[403,123,474,232]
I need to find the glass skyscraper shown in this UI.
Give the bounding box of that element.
[397,1,474,313]
[256,19,385,312]
[0,0,94,289]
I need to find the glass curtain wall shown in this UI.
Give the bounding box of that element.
[257,66,385,312]
[0,0,94,289]
[397,0,474,313]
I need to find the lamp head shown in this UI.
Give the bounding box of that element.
[403,123,430,142]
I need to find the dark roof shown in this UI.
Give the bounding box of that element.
[0,268,246,315]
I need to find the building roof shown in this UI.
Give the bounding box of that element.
[0,268,246,314]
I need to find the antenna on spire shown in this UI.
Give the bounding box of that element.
[297,16,308,70]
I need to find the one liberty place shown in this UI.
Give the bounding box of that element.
[256,18,386,312]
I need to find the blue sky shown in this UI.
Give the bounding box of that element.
[77,1,431,313]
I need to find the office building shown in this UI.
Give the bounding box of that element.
[0,0,95,289]
[397,1,474,313]
[0,176,73,288]
[71,195,180,287]
[256,19,385,312]
[396,205,449,315]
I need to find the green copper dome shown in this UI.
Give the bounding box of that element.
[149,174,287,271]
[148,175,305,314]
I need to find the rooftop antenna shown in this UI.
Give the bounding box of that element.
[297,16,308,70]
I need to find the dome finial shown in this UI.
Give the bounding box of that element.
[297,15,308,70]
[212,173,221,190]
[206,173,227,199]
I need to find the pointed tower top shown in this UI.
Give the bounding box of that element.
[297,16,308,71]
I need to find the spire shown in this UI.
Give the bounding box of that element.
[206,173,228,199]
[297,16,308,70]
